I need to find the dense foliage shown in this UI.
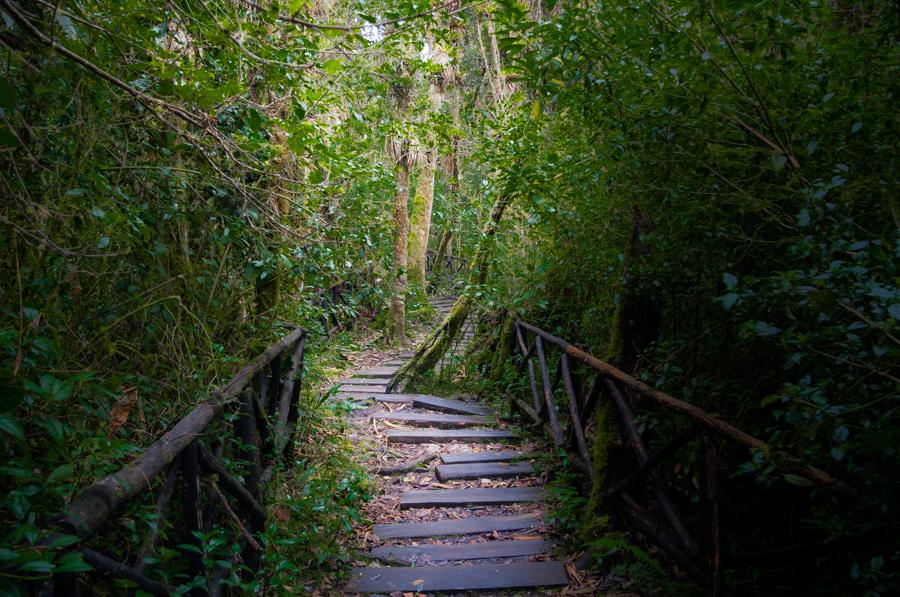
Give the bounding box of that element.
[469,0,898,593]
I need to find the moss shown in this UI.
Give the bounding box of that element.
[583,401,614,543]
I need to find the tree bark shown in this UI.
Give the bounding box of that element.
[391,150,411,342]
[407,142,439,290]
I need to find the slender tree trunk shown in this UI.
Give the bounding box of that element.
[431,228,452,279]
[407,143,438,290]
[391,150,410,342]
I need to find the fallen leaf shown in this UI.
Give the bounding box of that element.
[512,535,542,541]
[274,506,290,522]
[107,386,138,438]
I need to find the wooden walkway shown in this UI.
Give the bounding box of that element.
[337,297,569,595]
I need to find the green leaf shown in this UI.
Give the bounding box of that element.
[783,474,814,487]
[20,559,55,574]
[0,126,19,147]
[47,463,76,485]
[323,59,343,75]
[0,414,25,442]
[54,552,93,573]
[723,272,738,289]
[97,236,111,249]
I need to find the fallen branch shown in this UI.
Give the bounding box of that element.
[375,451,438,474]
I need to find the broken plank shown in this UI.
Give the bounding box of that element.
[399,487,545,508]
[346,560,568,593]
[375,394,493,416]
[387,429,513,444]
[369,539,554,563]
[373,513,542,539]
[440,450,533,465]
[436,461,536,481]
[366,411,491,428]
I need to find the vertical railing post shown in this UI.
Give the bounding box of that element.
[701,433,723,596]
[181,442,207,595]
[266,354,282,420]
[535,335,565,446]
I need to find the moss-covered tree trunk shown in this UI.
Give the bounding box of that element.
[431,227,452,280]
[407,143,438,290]
[390,151,411,342]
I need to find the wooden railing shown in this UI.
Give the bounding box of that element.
[511,320,856,596]
[45,327,309,595]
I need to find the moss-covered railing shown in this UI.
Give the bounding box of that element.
[39,327,308,595]
[511,320,857,596]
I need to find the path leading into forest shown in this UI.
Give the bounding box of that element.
[332,297,570,595]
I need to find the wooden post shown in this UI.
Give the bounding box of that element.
[181,442,207,595]
[236,388,261,502]
[560,353,592,476]
[266,354,282,419]
[514,323,542,417]
[701,433,723,596]
[535,336,565,446]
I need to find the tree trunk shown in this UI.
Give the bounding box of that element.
[390,150,410,343]
[407,143,438,290]
[431,227,452,280]
[394,192,512,385]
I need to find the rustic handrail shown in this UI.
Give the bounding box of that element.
[510,319,857,596]
[425,249,468,278]
[47,325,310,593]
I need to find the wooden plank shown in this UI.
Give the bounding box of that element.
[436,462,535,481]
[356,366,400,377]
[375,394,493,416]
[339,378,390,386]
[441,451,532,464]
[399,487,545,508]
[369,539,554,563]
[346,560,568,593]
[333,384,388,394]
[373,513,542,539]
[387,429,514,444]
[366,411,491,428]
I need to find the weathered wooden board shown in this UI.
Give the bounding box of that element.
[346,561,568,593]
[373,513,542,539]
[369,539,554,563]
[399,487,545,508]
[375,394,493,416]
[436,462,535,481]
[366,411,491,427]
[440,451,532,465]
[355,366,400,377]
[387,429,514,444]
[333,384,388,394]
[339,378,390,386]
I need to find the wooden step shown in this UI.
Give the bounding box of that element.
[387,429,513,444]
[436,462,535,481]
[399,487,545,508]
[339,378,390,386]
[369,539,554,563]
[346,560,568,593]
[355,366,400,377]
[366,411,492,428]
[441,450,532,464]
[383,359,407,366]
[334,384,388,394]
[373,513,542,539]
[375,394,493,416]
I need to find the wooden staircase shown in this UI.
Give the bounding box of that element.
[336,296,569,594]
